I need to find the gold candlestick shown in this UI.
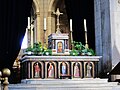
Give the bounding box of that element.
[85,31,89,49]
[43,29,46,47]
[70,30,73,49]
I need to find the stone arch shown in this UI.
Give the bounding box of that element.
[47,0,60,36]
[47,62,55,78]
[60,61,70,75]
[47,0,69,36]
[28,0,41,44]
[33,0,40,13]
[33,62,41,78]
[84,62,94,78]
[73,62,82,78]
[33,61,44,78]
[48,0,59,12]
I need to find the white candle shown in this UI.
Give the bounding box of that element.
[84,19,87,32]
[44,18,46,30]
[28,17,30,29]
[70,19,72,32]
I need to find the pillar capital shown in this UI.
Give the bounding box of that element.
[35,12,40,17]
[48,11,53,17]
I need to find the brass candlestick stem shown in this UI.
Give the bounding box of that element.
[85,31,89,49]
[70,30,73,49]
[43,30,46,47]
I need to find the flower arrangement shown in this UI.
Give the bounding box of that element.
[70,41,95,56]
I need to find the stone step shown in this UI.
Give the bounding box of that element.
[9,82,118,87]
[13,82,117,87]
[21,78,109,84]
[8,85,113,90]
[9,86,112,90]
[8,84,113,90]
[8,79,119,90]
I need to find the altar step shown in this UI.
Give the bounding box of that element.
[8,78,119,90]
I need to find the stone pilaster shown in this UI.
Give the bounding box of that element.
[94,0,112,75]
[35,12,41,43]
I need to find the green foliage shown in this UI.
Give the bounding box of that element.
[32,42,43,55]
[69,49,79,56]
[81,48,95,56]
[43,49,52,56]
[25,42,52,56]
[25,45,32,52]
[25,41,95,56]
[70,41,95,56]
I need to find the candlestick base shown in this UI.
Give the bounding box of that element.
[85,44,89,49]
[56,28,61,34]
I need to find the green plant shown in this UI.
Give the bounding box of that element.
[43,49,52,56]
[32,42,43,55]
[69,49,79,56]
[25,45,33,52]
[70,41,95,56]
[25,42,52,56]
[72,41,85,50]
[81,48,95,56]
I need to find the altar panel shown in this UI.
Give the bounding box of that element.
[20,56,101,80]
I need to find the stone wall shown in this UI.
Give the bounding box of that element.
[110,0,120,68]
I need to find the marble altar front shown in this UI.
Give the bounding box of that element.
[20,56,101,80]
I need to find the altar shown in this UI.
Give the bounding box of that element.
[21,8,102,81]
[20,56,101,80]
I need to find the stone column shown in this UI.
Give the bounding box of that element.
[58,62,61,78]
[47,11,56,34]
[28,62,30,79]
[35,12,41,42]
[41,62,44,79]
[94,0,112,74]
[71,62,74,78]
[30,26,33,45]
[27,28,31,46]
[45,62,48,78]
[31,62,34,78]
